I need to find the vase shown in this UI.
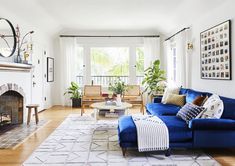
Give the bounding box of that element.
[116,94,122,106]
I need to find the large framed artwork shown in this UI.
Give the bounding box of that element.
[200,20,231,80]
[47,57,54,82]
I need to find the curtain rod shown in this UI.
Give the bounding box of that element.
[59,35,160,38]
[165,27,190,41]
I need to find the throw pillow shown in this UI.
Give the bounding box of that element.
[192,95,208,106]
[164,93,186,107]
[162,86,180,104]
[198,94,224,119]
[177,103,205,124]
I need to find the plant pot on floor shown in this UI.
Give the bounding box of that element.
[72,98,81,108]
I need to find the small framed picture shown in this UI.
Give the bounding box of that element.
[47,57,54,82]
[200,20,231,80]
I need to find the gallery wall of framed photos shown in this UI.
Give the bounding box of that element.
[200,20,231,80]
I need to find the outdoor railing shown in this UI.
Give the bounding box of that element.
[76,75,144,86]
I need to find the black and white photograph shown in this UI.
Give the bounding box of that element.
[200,20,231,80]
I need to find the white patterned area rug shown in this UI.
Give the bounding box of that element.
[23,114,220,166]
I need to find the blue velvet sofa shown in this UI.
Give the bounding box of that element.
[118,88,235,156]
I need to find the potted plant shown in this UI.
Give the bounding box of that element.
[108,78,128,106]
[142,59,166,97]
[64,82,82,107]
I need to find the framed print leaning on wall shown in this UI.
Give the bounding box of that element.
[200,20,231,80]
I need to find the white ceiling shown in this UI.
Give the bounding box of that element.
[0,0,229,36]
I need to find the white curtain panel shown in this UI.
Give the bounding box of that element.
[143,37,160,69]
[59,37,77,106]
[164,40,174,85]
[143,37,160,103]
[175,30,190,88]
[175,31,186,87]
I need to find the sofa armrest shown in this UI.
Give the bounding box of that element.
[189,118,235,130]
[153,96,162,103]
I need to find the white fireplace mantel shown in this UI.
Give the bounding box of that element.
[0,62,33,72]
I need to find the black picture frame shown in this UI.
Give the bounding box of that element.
[47,57,54,82]
[200,20,232,80]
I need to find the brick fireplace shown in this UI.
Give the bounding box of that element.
[0,83,25,127]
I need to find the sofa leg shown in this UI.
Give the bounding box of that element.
[165,148,171,157]
[122,148,127,157]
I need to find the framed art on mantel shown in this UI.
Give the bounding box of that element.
[47,57,54,82]
[200,20,231,80]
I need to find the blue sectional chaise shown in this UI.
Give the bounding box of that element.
[118,88,235,156]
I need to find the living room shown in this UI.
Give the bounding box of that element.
[0,0,235,165]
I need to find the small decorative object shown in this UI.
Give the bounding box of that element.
[47,57,54,82]
[108,77,128,105]
[116,94,122,106]
[142,59,166,96]
[64,82,82,107]
[15,25,34,63]
[200,20,231,80]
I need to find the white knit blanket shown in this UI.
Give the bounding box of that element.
[132,115,169,152]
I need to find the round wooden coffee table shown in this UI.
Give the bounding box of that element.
[90,102,132,120]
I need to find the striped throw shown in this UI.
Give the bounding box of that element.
[132,115,169,152]
[177,103,204,123]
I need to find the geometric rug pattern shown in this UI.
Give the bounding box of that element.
[23,114,220,166]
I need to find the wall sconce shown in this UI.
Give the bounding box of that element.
[187,42,193,50]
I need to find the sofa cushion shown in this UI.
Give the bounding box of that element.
[159,116,193,142]
[177,103,204,123]
[164,94,186,107]
[199,94,224,119]
[118,116,192,143]
[189,118,235,130]
[146,103,181,116]
[220,96,235,119]
[186,89,208,103]
[179,88,188,95]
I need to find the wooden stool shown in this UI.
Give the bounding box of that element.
[26,104,39,125]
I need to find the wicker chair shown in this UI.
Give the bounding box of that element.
[123,85,144,114]
[81,85,105,115]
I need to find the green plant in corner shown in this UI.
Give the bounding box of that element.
[108,77,128,95]
[64,82,82,107]
[64,82,82,99]
[142,59,166,96]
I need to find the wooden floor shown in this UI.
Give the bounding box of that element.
[0,106,234,166]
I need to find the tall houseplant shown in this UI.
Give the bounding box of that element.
[64,82,82,107]
[142,60,166,96]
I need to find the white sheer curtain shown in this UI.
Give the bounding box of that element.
[143,37,160,69]
[143,37,160,103]
[165,29,190,88]
[175,31,187,87]
[164,40,174,85]
[59,37,77,106]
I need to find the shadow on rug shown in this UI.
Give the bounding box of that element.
[23,114,220,166]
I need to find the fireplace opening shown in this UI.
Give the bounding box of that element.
[0,90,23,128]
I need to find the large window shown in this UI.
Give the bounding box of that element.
[90,47,129,85]
[75,45,145,86]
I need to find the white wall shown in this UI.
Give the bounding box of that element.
[189,0,235,98]
[0,7,55,110]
